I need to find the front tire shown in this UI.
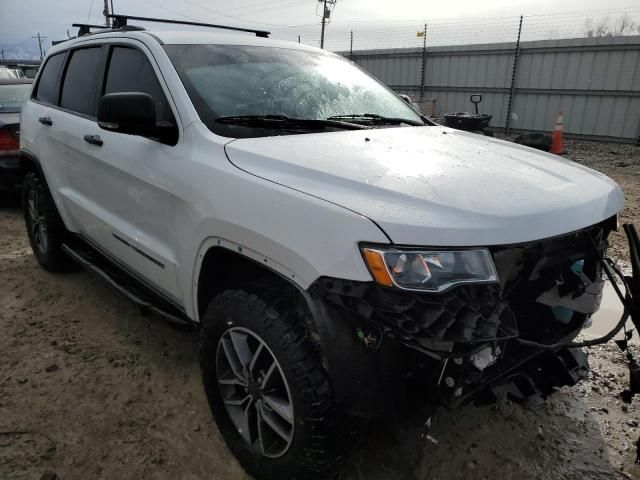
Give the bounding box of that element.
[200,289,357,480]
[22,172,74,272]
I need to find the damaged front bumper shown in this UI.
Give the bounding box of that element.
[308,218,640,411]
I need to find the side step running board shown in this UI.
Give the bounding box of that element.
[62,243,193,328]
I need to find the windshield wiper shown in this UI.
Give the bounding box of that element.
[215,114,368,130]
[327,113,425,126]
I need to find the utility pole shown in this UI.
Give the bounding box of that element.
[349,30,353,59]
[319,0,336,49]
[320,0,328,49]
[32,33,46,61]
[103,0,111,27]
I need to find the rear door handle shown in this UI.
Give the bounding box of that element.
[38,116,52,126]
[83,134,103,147]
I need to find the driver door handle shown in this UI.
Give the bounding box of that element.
[83,134,103,147]
[38,116,52,126]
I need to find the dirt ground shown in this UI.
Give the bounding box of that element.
[1,139,640,480]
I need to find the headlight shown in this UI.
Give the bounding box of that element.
[362,247,498,292]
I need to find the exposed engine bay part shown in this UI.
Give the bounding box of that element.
[470,346,499,371]
[536,273,604,317]
[514,223,640,351]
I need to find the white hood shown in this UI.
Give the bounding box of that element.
[224,126,624,246]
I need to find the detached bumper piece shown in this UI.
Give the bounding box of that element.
[475,348,588,407]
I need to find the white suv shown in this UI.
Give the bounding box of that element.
[19,16,638,480]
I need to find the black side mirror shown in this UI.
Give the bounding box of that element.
[98,92,157,136]
[98,92,177,145]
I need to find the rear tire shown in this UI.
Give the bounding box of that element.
[199,288,361,480]
[22,172,75,272]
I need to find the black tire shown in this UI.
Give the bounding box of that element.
[200,289,359,480]
[22,171,74,272]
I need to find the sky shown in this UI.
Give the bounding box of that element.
[1,0,640,56]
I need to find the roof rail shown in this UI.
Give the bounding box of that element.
[108,14,270,38]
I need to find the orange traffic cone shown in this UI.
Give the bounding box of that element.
[550,112,564,154]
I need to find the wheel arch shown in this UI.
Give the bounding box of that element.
[193,241,384,418]
[19,149,75,231]
[19,149,46,179]
[194,241,306,323]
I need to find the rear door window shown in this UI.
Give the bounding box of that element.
[60,47,103,117]
[104,47,175,125]
[34,53,65,105]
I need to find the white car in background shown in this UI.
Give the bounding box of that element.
[18,16,638,480]
[0,66,26,80]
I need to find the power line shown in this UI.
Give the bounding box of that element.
[139,0,201,22]
[180,0,316,27]
[139,0,314,28]
[320,5,640,25]
[220,0,309,15]
[87,0,95,23]
[230,0,311,17]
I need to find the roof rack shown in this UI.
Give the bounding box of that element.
[72,23,111,36]
[107,14,271,38]
[72,22,144,37]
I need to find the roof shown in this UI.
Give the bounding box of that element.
[150,30,322,52]
[48,28,324,56]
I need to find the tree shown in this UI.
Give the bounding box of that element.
[584,14,640,38]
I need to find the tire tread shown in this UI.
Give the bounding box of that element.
[200,287,361,480]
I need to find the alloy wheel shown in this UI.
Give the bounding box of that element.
[27,189,48,254]
[216,327,295,458]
